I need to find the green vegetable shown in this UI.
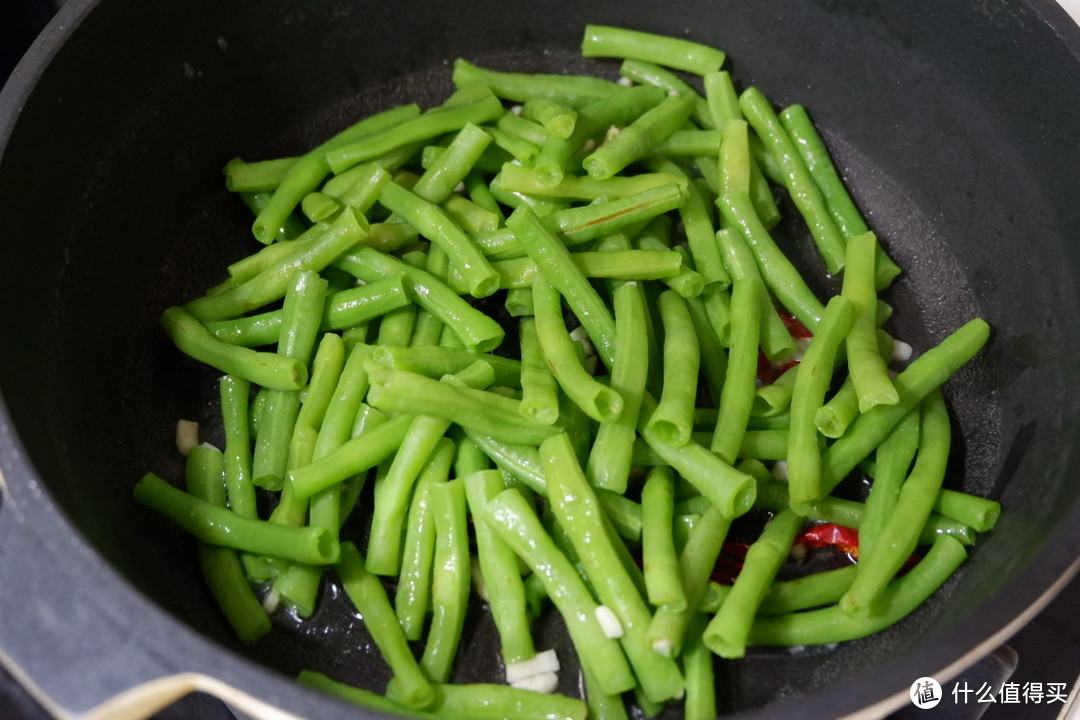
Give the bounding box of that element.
[185,445,270,643]
[542,434,685,703]
[134,473,338,565]
[739,86,847,274]
[137,23,1000,719]
[786,295,855,512]
[482,487,636,697]
[336,542,435,708]
[703,509,803,658]
[585,281,649,492]
[645,290,701,446]
[160,306,307,391]
[841,390,952,615]
[583,93,696,180]
[582,24,726,76]
[842,232,898,412]
[420,478,471,682]
[252,104,420,243]
[750,535,968,646]
[463,470,537,665]
[531,275,622,423]
[641,466,687,611]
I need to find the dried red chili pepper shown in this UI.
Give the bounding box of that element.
[712,521,922,587]
[712,541,751,585]
[795,523,860,557]
[779,311,813,339]
[756,311,809,384]
[722,541,750,560]
[756,351,800,385]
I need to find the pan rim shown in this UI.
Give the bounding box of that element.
[1,0,1079,718]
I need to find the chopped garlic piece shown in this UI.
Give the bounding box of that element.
[512,672,559,694]
[261,590,281,614]
[569,325,596,357]
[893,339,913,363]
[505,649,560,683]
[652,638,674,657]
[471,556,489,602]
[772,460,789,481]
[595,605,624,639]
[175,419,200,457]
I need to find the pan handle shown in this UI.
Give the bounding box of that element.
[0,465,309,720]
[75,673,306,720]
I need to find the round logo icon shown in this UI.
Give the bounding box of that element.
[910,677,943,709]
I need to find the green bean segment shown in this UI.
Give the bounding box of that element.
[585,282,649,493]
[473,183,685,257]
[531,276,623,423]
[336,245,505,352]
[842,232,898,412]
[583,93,696,180]
[161,307,307,391]
[453,58,621,108]
[138,23,1000,719]
[646,290,700,446]
[336,542,435,708]
[786,295,855,512]
[185,446,270,642]
[134,473,338,564]
[582,24,726,75]
[543,434,685,703]
[820,319,990,493]
[841,391,952,615]
[704,509,803,658]
[534,85,665,186]
[482,487,636,697]
[778,103,902,289]
[739,87,846,275]
[187,208,369,322]
[251,103,421,243]
[463,470,536,665]
[750,535,968,646]
[379,181,499,298]
[326,96,504,174]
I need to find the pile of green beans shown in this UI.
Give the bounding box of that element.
[138,22,1000,720]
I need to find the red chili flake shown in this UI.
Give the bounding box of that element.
[712,557,743,586]
[757,349,775,383]
[712,541,752,585]
[757,351,800,385]
[779,311,813,339]
[775,359,799,376]
[723,541,750,560]
[711,521,923,587]
[795,523,860,557]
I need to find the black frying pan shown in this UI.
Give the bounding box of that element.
[1,0,1079,718]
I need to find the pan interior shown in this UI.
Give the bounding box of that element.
[1,0,1079,716]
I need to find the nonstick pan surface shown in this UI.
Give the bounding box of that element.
[1,0,1080,718]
